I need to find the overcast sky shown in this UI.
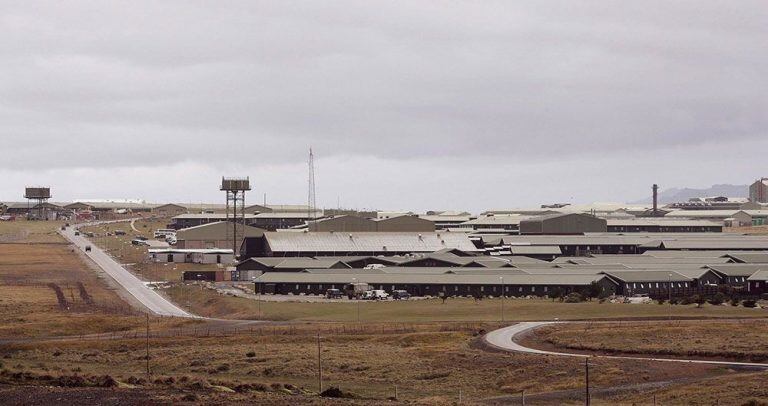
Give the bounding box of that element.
[1,1,766,212]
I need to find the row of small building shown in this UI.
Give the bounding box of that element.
[231,250,768,298]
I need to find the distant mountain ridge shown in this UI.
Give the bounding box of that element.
[630,184,748,204]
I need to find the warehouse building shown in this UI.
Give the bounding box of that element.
[601,270,699,296]
[152,203,188,217]
[254,272,618,297]
[175,221,265,249]
[236,257,351,272]
[453,214,533,234]
[308,214,435,232]
[242,231,482,257]
[519,213,608,235]
[606,218,723,233]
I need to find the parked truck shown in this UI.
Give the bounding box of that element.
[344,282,370,299]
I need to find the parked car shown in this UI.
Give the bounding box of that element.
[131,239,150,246]
[325,288,343,299]
[114,230,126,236]
[134,236,148,241]
[60,226,66,231]
[85,245,92,252]
[392,290,411,300]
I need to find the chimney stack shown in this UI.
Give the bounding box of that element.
[652,184,659,213]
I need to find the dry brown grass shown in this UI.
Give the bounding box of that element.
[0,241,145,337]
[0,219,66,243]
[535,320,768,361]
[0,322,726,404]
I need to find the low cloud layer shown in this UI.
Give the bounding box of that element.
[1,1,766,210]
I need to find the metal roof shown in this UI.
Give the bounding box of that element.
[176,221,264,240]
[256,272,612,286]
[747,270,768,281]
[707,264,768,277]
[264,232,481,253]
[602,270,692,283]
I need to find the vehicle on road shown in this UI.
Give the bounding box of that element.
[74,231,80,236]
[325,288,343,299]
[85,245,92,252]
[344,282,371,299]
[392,290,411,300]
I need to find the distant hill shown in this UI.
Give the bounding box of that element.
[630,184,748,204]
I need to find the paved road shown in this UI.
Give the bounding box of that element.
[60,222,196,318]
[484,322,768,369]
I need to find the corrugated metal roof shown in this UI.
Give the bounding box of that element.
[176,221,264,240]
[265,232,481,253]
[707,264,768,277]
[602,270,692,282]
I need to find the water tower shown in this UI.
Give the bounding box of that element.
[24,187,51,220]
[220,177,250,256]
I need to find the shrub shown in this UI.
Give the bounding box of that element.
[547,287,563,302]
[245,351,256,358]
[216,364,230,372]
[320,386,356,398]
[656,298,666,305]
[563,293,584,303]
[730,298,740,306]
[669,297,679,305]
[742,299,758,308]
[707,293,727,305]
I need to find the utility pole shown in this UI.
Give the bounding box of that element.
[585,357,590,406]
[500,276,505,322]
[521,390,525,406]
[317,333,322,394]
[146,313,150,380]
[668,273,672,322]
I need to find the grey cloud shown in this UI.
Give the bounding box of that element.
[0,1,766,179]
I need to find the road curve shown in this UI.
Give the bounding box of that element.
[61,221,197,318]
[484,322,768,369]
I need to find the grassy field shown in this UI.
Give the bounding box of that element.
[0,322,730,404]
[534,320,768,361]
[0,241,150,338]
[0,219,66,243]
[165,284,768,322]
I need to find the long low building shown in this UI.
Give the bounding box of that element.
[243,231,482,257]
[148,248,234,264]
[254,272,618,297]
